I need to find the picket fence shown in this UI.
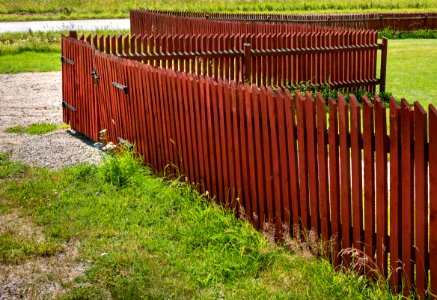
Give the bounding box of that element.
[62,35,437,298]
[131,10,437,31]
[69,31,385,93]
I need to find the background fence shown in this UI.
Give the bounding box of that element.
[71,31,385,92]
[132,10,437,31]
[62,35,436,298]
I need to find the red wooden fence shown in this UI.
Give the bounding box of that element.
[69,31,384,92]
[62,35,436,298]
[130,10,371,36]
[132,10,437,31]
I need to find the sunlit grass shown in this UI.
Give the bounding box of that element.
[5,122,69,134]
[1,0,437,21]
[0,149,398,298]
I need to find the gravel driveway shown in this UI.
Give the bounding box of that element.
[0,72,101,169]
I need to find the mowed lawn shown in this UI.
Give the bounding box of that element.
[385,39,437,107]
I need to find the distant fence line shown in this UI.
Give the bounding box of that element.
[72,31,385,92]
[62,34,436,298]
[131,9,437,31]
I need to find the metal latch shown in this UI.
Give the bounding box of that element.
[91,70,99,82]
[62,100,76,112]
[112,82,128,95]
[61,56,74,65]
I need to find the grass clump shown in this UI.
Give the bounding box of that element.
[0,151,27,179]
[379,28,437,39]
[5,122,69,134]
[0,149,398,298]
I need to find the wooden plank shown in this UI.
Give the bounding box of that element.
[375,96,388,276]
[328,98,340,266]
[389,98,402,291]
[414,101,428,298]
[246,86,259,229]
[430,104,437,298]
[296,91,309,230]
[400,99,414,295]
[350,95,362,252]
[316,93,329,244]
[277,88,291,231]
[231,82,243,211]
[362,95,375,275]
[253,86,266,229]
[218,79,230,207]
[225,82,236,207]
[305,92,319,233]
[261,87,274,227]
[267,87,283,237]
[239,85,251,220]
[211,80,224,205]
[205,77,217,199]
[284,90,300,232]
[200,77,210,193]
[338,94,351,265]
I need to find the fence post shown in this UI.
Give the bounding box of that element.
[69,30,77,39]
[379,37,388,93]
[243,43,252,83]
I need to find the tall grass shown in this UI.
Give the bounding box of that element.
[0,150,399,298]
[1,0,437,21]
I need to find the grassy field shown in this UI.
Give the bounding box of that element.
[1,0,437,21]
[0,149,401,299]
[385,39,437,107]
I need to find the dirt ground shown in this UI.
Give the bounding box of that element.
[0,72,101,169]
[0,72,104,299]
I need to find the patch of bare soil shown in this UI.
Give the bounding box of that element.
[0,72,104,298]
[0,72,101,169]
[0,211,88,300]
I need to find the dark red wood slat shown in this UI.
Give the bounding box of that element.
[225,82,236,207]
[260,87,274,227]
[245,86,259,228]
[267,87,283,237]
[389,98,402,292]
[276,88,291,232]
[305,92,319,234]
[296,91,309,230]
[253,87,266,229]
[217,79,229,206]
[284,90,300,232]
[375,96,388,277]
[350,95,362,252]
[362,96,375,275]
[430,105,437,298]
[338,94,351,266]
[400,99,414,295]
[316,93,329,245]
[205,77,217,199]
[211,79,224,204]
[231,82,243,210]
[414,101,428,298]
[328,98,340,266]
[238,85,251,219]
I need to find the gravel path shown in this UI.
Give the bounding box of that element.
[0,72,101,169]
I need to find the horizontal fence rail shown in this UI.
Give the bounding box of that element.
[62,34,436,298]
[71,31,384,92]
[133,10,437,31]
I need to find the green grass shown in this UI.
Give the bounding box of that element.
[0,150,400,298]
[5,122,69,134]
[0,152,27,179]
[0,0,437,21]
[384,39,437,107]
